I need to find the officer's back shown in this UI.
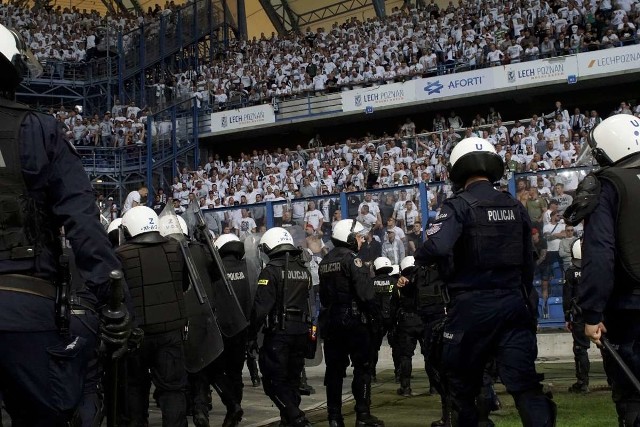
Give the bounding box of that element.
[117,208,187,334]
[431,180,531,292]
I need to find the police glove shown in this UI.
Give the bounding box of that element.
[99,308,133,359]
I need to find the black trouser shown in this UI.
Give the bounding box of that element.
[395,311,425,389]
[442,289,555,427]
[369,317,393,377]
[71,310,102,427]
[0,329,90,426]
[602,310,640,427]
[422,312,446,394]
[125,329,187,427]
[259,332,308,424]
[571,321,591,385]
[323,317,372,420]
[191,329,248,417]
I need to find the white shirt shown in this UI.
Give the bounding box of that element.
[122,190,141,215]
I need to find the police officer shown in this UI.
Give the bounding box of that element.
[369,257,394,383]
[413,137,556,426]
[396,256,449,426]
[565,114,640,425]
[562,239,590,394]
[0,24,130,425]
[117,206,189,426]
[318,219,384,427]
[391,256,426,398]
[250,227,313,427]
[191,233,252,427]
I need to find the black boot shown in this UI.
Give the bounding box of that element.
[222,405,244,427]
[328,418,346,427]
[356,412,385,427]
[192,411,209,427]
[299,367,315,395]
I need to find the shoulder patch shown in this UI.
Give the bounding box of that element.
[258,279,269,286]
[354,258,363,267]
[435,212,448,221]
[426,223,442,236]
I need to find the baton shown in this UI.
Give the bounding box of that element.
[102,270,125,427]
[600,336,640,395]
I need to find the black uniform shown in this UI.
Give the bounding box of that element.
[575,165,640,425]
[415,180,555,427]
[0,98,121,425]
[318,246,381,424]
[117,235,188,427]
[190,249,252,426]
[391,270,426,395]
[251,251,312,427]
[563,264,590,391]
[369,271,394,381]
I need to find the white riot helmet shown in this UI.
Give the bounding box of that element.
[259,227,299,256]
[107,218,122,235]
[121,206,159,238]
[158,215,188,237]
[571,239,582,268]
[0,24,43,91]
[107,218,122,247]
[448,137,504,187]
[389,265,400,277]
[400,256,416,275]
[587,114,640,166]
[373,257,393,274]
[331,219,365,250]
[215,233,245,258]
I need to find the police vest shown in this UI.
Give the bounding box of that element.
[267,256,311,326]
[0,99,42,262]
[457,191,524,271]
[415,266,446,317]
[220,255,252,319]
[117,240,187,334]
[597,167,640,288]
[371,274,393,319]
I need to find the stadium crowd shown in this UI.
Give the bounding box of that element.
[2,0,638,108]
[151,0,640,109]
[92,99,638,252]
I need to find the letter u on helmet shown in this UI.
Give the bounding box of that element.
[122,206,159,238]
[587,114,640,166]
[0,24,43,90]
[447,137,505,187]
[259,227,299,256]
[373,257,393,273]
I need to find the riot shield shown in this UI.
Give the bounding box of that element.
[189,202,249,337]
[243,232,265,299]
[158,205,223,372]
[288,225,308,250]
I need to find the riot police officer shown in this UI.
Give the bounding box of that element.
[396,256,449,426]
[191,233,252,427]
[369,257,394,383]
[565,114,640,425]
[562,239,590,394]
[0,24,130,425]
[250,227,313,427]
[117,206,189,426]
[413,137,556,426]
[318,219,384,427]
[391,256,426,398]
